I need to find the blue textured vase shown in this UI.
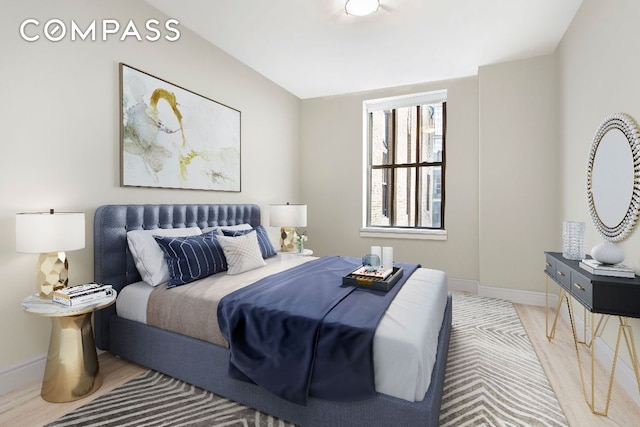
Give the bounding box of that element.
[362,254,381,272]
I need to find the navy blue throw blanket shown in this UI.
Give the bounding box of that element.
[217,256,419,405]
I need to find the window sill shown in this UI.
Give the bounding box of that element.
[359,227,447,241]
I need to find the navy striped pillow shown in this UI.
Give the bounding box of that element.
[154,231,228,288]
[222,225,277,258]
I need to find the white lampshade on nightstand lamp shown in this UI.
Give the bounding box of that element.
[269,203,307,252]
[16,209,85,299]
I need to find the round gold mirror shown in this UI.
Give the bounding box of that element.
[586,113,640,242]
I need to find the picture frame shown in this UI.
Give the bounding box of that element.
[120,63,241,191]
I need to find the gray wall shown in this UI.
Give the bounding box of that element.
[4,0,639,400]
[478,55,560,292]
[1,0,301,373]
[301,77,480,281]
[301,53,560,299]
[558,0,640,373]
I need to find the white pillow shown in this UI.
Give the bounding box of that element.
[127,227,202,286]
[202,223,253,234]
[216,231,266,275]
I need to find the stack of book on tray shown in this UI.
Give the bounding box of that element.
[52,283,114,306]
[349,266,394,281]
[579,258,635,278]
[343,265,403,292]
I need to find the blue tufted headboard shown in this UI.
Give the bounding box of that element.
[93,204,260,349]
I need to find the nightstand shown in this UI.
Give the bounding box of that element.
[21,292,116,403]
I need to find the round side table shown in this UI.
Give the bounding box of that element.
[21,293,116,403]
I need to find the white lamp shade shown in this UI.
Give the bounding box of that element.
[16,211,85,253]
[269,204,307,227]
[345,0,380,16]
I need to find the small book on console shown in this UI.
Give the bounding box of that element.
[579,258,635,278]
[53,283,114,306]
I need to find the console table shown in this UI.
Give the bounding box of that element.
[544,251,640,416]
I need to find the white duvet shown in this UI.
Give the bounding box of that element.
[116,255,448,402]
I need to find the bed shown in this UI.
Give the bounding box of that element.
[93,204,452,426]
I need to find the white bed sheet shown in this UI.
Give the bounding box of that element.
[116,255,448,402]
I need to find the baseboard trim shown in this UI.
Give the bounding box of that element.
[447,277,479,293]
[0,353,46,396]
[479,284,551,307]
[448,280,554,308]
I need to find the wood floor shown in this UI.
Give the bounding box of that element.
[1,303,638,427]
[514,303,640,427]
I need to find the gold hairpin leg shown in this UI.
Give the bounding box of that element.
[566,298,640,416]
[545,275,565,341]
[618,318,640,397]
[575,307,605,348]
[565,293,590,409]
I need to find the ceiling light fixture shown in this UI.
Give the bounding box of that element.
[345,0,380,16]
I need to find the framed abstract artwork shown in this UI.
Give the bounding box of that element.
[120,63,241,191]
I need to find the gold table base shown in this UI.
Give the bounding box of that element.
[546,276,640,416]
[41,313,101,402]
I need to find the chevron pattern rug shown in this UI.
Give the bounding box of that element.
[45,371,295,427]
[47,293,567,427]
[440,293,568,426]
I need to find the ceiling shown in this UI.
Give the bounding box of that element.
[145,0,583,99]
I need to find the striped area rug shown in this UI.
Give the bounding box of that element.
[45,371,294,427]
[440,293,568,426]
[47,293,567,426]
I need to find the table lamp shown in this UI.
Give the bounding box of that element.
[16,209,85,299]
[269,203,307,252]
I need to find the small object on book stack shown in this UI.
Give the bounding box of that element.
[53,282,114,306]
[579,258,635,278]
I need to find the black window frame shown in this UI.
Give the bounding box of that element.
[365,95,447,231]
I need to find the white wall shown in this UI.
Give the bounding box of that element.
[301,77,480,281]
[5,0,640,403]
[558,0,640,379]
[478,55,560,292]
[0,0,300,377]
[300,54,562,297]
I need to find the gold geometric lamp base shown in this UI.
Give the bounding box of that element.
[269,203,307,253]
[279,227,299,253]
[36,251,69,299]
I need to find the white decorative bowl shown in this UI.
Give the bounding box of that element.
[590,242,625,265]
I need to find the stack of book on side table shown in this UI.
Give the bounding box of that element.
[579,258,636,278]
[52,283,114,306]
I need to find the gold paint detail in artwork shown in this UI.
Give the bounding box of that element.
[121,65,240,190]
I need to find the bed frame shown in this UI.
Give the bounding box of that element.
[93,204,452,427]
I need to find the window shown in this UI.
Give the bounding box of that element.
[362,91,446,238]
